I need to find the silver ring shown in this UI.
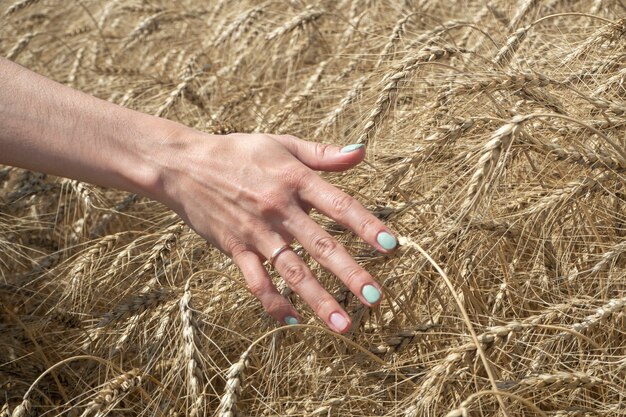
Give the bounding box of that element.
[269,244,291,266]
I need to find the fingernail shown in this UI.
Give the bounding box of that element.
[377,231,397,250]
[284,316,299,325]
[340,143,365,153]
[362,284,381,304]
[329,312,349,332]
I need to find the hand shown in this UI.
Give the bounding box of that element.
[153,130,398,333]
[0,58,396,333]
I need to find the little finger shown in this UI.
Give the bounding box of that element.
[233,250,300,325]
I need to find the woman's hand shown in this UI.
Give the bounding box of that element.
[151,130,397,333]
[0,57,396,333]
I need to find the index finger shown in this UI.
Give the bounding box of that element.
[299,176,398,253]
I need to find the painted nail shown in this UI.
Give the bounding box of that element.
[362,284,381,304]
[340,143,365,153]
[284,316,299,325]
[377,231,397,250]
[329,312,349,332]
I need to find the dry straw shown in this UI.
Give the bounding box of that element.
[1,1,625,416]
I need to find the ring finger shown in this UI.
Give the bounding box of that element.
[263,241,352,333]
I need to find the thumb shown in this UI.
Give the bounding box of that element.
[270,134,366,172]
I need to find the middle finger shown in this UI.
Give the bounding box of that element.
[283,210,383,308]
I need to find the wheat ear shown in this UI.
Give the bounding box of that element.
[122,11,166,50]
[68,46,85,87]
[6,33,34,60]
[567,296,626,336]
[460,116,526,217]
[81,368,142,416]
[314,74,368,137]
[590,241,626,275]
[155,69,202,117]
[3,0,40,16]
[592,67,626,97]
[508,0,540,30]
[265,6,324,41]
[539,139,624,170]
[9,399,30,417]
[528,171,617,215]
[97,286,171,328]
[357,46,462,145]
[213,4,265,46]
[517,371,603,390]
[376,13,414,68]
[180,278,204,417]
[493,26,530,69]
[218,348,251,417]
[561,18,626,68]
[264,59,330,132]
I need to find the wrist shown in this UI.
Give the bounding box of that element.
[122,115,220,211]
[115,114,187,202]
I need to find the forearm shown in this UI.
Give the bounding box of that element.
[0,57,178,198]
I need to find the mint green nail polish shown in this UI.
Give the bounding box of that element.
[377,231,397,250]
[285,316,299,325]
[340,143,365,153]
[362,284,381,304]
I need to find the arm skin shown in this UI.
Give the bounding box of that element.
[0,57,398,333]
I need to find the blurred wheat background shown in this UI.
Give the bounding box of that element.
[1,0,625,416]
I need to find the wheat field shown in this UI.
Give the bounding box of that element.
[1,0,625,416]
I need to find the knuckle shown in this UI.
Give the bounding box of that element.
[282,134,299,143]
[358,215,378,235]
[343,266,370,288]
[264,298,291,317]
[313,296,335,314]
[330,192,354,218]
[258,190,288,216]
[280,166,312,189]
[314,143,333,159]
[247,280,268,299]
[283,264,309,289]
[223,234,246,256]
[310,234,339,259]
